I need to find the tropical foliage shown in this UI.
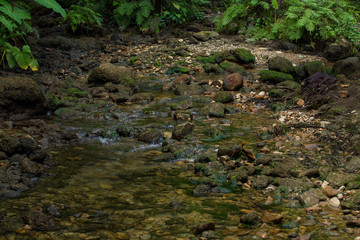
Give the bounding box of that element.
[216,0,360,46]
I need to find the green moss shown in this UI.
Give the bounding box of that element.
[203,63,225,74]
[260,70,293,84]
[219,61,247,75]
[304,61,324,76]
[232,48,255,64]
[269,89,291,99]
[165,66,190,75]
[65,88,88,97]
[130,56,139,65]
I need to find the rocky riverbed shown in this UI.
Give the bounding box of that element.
[1,24,360,239]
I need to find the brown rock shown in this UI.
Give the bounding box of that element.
[174,74,195,87]
[339,90,349,98]
[192,222,215,235]
[262,211,283,224]
[223,73,243,91]
[322,185,338,198]
[297,99,305,106]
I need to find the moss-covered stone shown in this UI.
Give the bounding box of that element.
[304,61,324,76]
[137,128,163,143]
[174,83,204,96]
[65,88,88,97]
[269,89,291,99]
[294,65,306,82]
[198,149,217,163]
[203,63,225,74]
[219,61,247,75]
[213,91,234,103]
[260,70,293,84]
[54,107,78,120]
[276,80,301,91]
[202,102,226,117]
[232,48,255,64]
[268,56,294,74]
[165,66,190,75]
[212,50,237,63]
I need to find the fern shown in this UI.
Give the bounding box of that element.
[67,4,103,32]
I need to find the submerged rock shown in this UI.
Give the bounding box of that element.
[202,103,226,118]
[23,210,53,231]
[172,122,195,140]
[137,128,163,143]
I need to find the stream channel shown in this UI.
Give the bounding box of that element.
[0,72,352,239]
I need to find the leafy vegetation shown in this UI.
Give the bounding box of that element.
[217,0,360,46]
[66,3,103,32]
[0,0,65,70]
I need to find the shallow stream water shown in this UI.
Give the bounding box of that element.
[0,75,353,239]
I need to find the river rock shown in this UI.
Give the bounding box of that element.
[0,76,46,120]
[192,222,215,235]
[261,211,283,224]
[248,175,271,189]
[23,210,53,231]
[240,212,263,226]
[304,61,325,76]
[213,91,234,103]
[88,63,137,89]
[232,48,255,65]
[173,111,193,123]
[202,102,226,118]
[193,184,211,197]
[268,56,294,74]
[174,83,205,96]
[332,57,360,78]
[172,122,195,140]
[260,70,293,84]
[299,188,324,206]
[223,73,243,91]
[321,182,338,198]
[193,31,219,42]
[203,63,225,74]
[344,156,360,173]
[219,61,247,75]
[323,39,352,61]
[198,149,217,163]
[129,93,155,103]
[137,128,163,143]
[218,145,243,158]
[328,197,341,209]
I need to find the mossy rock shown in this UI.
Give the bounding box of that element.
[269,89,291,99]
[219,61,247,75]
[165,66,190,75]
[137,128,163,143]
[304,61,324,76]
[276,80,301,91]
[130,93,155,103]
[201,102,226,118]
[232,48,255,64]
[206,127,225,139]
[268,56,294,74]
[54,107,78,120]
[65,88,88,98]
[203,63,225,74]
[198,149,218,163]
[213,91,234,103]
[212,50,237,63]
[294,65,306,82]
[197,56,216,64]
[260,70,293,84]
[174,83,204,96]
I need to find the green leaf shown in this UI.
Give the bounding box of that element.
[172,2,181,10]
[33,0,66,18]
[29,59,39,71]
[5,51,16,68]
[271,0,278,10]
[0,15,13,31]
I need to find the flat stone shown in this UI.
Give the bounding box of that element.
[328,197,341,209]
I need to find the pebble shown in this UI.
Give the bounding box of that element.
[322,184,338,198]
[328,197,341,209]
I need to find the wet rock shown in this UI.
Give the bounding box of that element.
[137,128,163,143]
[260,70,293,84]
[279,41,298,51]
[248,175,271,189]
[277,177,316,193]
[213,91,234,103]
[203,63,225,74]
[232,48,255,65]
[345,156,360,173]
[193,31,219,42]
[268,56,294,74]
[304,61,325,76]
[170,100,193,111]
[218,145,243,158]
[302,72,336,92]
[173,111,193,123]
[299,188,324,206]
[154,152,175,162]
[174,83,205,96]
[193,184,211,197]
[88,63,137,89]
[20,158,41,175]
[173,74,195,88]
[207,127,225,139]
[192,222,215,235]
[219,61,247,75]
[169,200,185,210]
[299,169,320,179]
[109,92,131,104]
[0,76,46,120]
[130,93,155,103]
[202,102,226,118]
[282,221,299,229]
[240,212,262,226]
[23,210,53,231]
[172,122,195,140]
[326,172,358,188]
[198,149,217,163]
[328,197,341,209]
[333,57,360,78]
[223,73,243,91]
[0,136,21,155]
[321,182,338,198]
[346,220,360,228]
[323,40,352,61]
[163,140,196,158]
[54,108,78,120]
[116,125,139,138]
[261,211,283,224]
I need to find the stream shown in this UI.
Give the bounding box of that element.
[0,71,354,239]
